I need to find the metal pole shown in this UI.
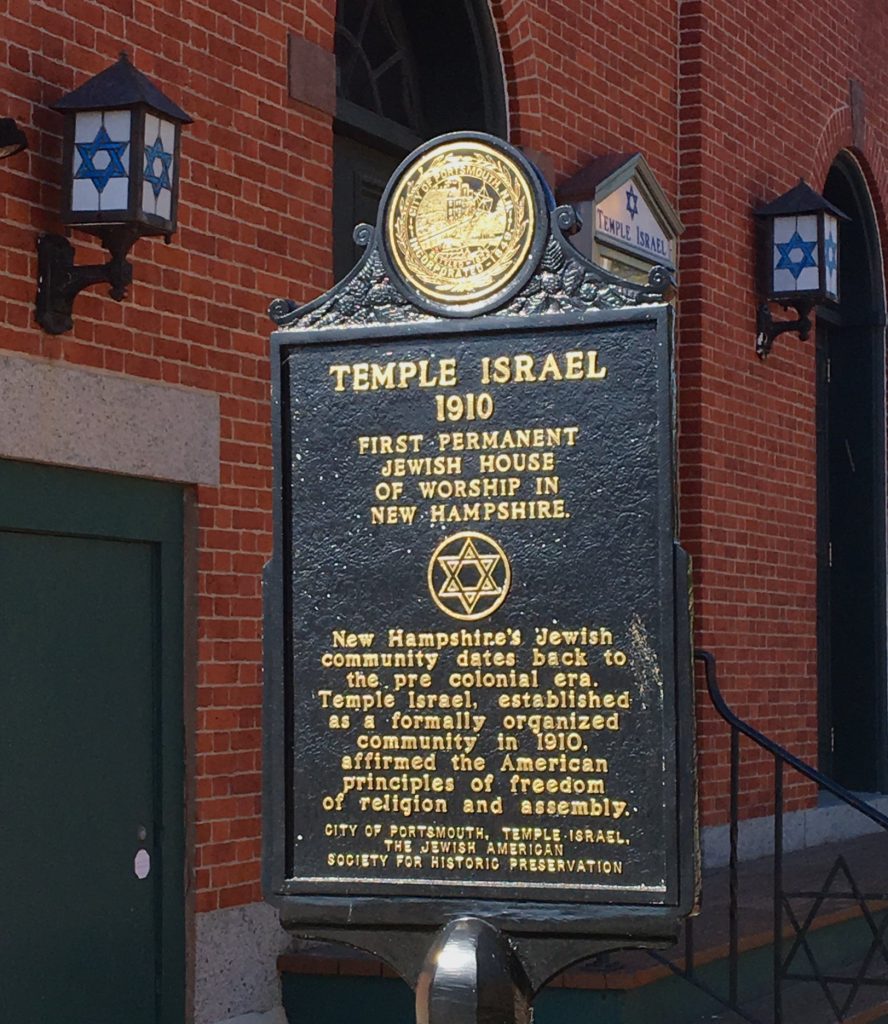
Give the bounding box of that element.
[774,757,784,1024]
[415,918,533,1024]
[729,726,739,1008]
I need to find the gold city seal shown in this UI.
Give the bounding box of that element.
[428,531,511,621]
[385,139,536,306]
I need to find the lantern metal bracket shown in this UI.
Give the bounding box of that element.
[755,298,814,359]
[35,226,141,335]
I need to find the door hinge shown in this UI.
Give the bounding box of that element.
[826,357,832,384]
[828,540,833,567]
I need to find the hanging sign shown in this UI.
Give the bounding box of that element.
[595,176,674,266]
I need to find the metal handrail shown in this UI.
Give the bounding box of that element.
[647,650,888,1024]
[697,650,888,831]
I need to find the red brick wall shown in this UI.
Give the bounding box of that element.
[1,0,334,913]
[2,0,886,913]
[675,0,888,824]
[492,0,679,193]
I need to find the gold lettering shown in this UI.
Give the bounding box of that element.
[357,434,424,455]
[328,358,458,392]
[475,351,607,385]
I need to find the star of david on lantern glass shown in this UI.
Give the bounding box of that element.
[428,532,511,621]
[74,125,129,192]
[625,185,639,220]
[753,180,847,358]
[824,226,838,276]
[36,53,191,335]
[775,231,817,280]
[143,135,173,197]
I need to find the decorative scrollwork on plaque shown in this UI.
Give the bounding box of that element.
[268,235,435,330]
[492,208,672,316]
[268,159,673,329]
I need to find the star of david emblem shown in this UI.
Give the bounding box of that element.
[782,854,888,1020]
[824,231,838,275]
[625,185,639,220]
[427,531,511,621]
[74,125,129,193]
[143,135,173,198]
[776,230,818,280]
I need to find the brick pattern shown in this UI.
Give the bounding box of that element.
[492,0,679,194]
[676,0,888,825]
[1,0,886,911]
[1,0,334,913]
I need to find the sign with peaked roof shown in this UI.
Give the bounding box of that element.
[558,152,683,272]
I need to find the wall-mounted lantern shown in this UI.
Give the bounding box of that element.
[35,53,191,334]
[0,118,28,159]
[754,180,847,359]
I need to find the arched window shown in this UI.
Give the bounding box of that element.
[817,152,888,791]
[333,0,507,279]
[336,0,423,142]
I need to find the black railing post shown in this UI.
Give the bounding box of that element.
[773,756,784,1024]
[729,725,740,1009]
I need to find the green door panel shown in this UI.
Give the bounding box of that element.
[0,460,185,1023]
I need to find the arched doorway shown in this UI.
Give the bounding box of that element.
[817,152,888,791]
[333,0,507,279]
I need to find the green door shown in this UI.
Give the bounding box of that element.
[0,460,185,1023]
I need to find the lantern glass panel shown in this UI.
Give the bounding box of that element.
[141,114,176,221]
[71,110,131,213]
[772,213,819,294]
[824,213,839,301]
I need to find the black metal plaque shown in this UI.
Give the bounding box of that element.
[264,135,695,967]
[278,312,676,905]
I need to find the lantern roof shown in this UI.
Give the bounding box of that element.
[754,179,847,220]
[53,52,192,123]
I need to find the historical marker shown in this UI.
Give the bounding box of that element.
[265,133,696,1019]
